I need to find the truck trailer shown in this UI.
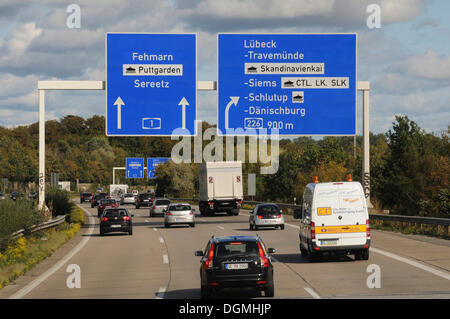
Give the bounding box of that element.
[198,161,243,216]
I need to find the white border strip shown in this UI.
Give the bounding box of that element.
[304,287,321,299]
[8,205,95,299]
[371,247,450,281]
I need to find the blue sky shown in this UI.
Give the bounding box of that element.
[0,0,448,135]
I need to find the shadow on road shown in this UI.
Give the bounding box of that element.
[272,253,355,264]
[164,287,263,299]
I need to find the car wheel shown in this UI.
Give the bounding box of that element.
[280,224,285,230]
[249,223,254,230]
[190,223,195,228]
[264,282,275,297]
[128,229,133,236]
[136,205,140,209]
[201,285,211,299]
[100,230,104,236]
[300,241,308,258]
[164,223,169,228]
[308,251,319,263]
[232,208,239,216]
[362,249,369,260]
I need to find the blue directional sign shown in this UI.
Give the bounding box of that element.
[218,33,357,135]
[106,33,197,136]
[147,157,170,179]
[126,158,144,179]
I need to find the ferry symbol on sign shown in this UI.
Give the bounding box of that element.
[292,91,304,103]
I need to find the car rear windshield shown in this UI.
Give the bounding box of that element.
[156,199,170,205]
[124,194,134,197]
[215,241,259,257]
[82,193,92,196]
[101,199,116,204]
[139,194,152,199]
[104,209,128,217]
[169,204,191,211]
[258,205,280,214]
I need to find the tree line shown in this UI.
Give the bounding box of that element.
[0,115,448,218]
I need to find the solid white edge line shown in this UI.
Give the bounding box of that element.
[156,287,166,299]
[371,247,450,281]
[304,287,321,299]
[8,205,95,299]
[163,254,169,264]
[159,237,164,244]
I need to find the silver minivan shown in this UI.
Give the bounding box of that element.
[150,198,171,217]
[164,203,195,228]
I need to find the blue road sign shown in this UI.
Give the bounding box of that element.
[126,158,144,179]
[218,33,357,136]
[147,157,170,179]
[106,33,197,136]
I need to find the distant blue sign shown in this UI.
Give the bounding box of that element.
[106,33,197,136]
[126,158,144,178]
[147,157,170,179]
[218,33,357,135]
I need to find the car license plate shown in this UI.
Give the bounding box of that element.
[320,240,338,246]
[111,225,121,228]
[226,263,248,270]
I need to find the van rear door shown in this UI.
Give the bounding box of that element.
[337,186,367,246]
[313,193,341,247]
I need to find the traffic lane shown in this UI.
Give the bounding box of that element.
[156,207,313,299]
[21,203,169,299]
[210,209,450,298]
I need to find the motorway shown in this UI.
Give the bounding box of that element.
[1,202,450,299]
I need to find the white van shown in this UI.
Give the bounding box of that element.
[293,181,370,261]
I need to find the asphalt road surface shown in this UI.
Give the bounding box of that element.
[1,202,449,299]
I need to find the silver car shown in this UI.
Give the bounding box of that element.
[164,203,195,228]
[150,198,171,217]
[249,203,285,230]
[120,193,135,205]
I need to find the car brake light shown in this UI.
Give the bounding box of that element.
[257,215,263,219]
[277,214,281,218]
[153,205,156,209]
[366,219,370,238]
[101,217,108,222]
[123,216,130,221]
[257,242,269,268]
[100,205,104,209]
[311,221,316,240]
[167,212,172,216]
[205,243,214,270]
[189,211,194,215]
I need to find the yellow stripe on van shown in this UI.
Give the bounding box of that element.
[315,225,366,234]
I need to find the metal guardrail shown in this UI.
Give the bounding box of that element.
[173,198,450,229]
[8,215,67,240]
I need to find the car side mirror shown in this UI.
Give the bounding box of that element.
[192,208,196,212]
[194,250,203,257]
[267,248,276,254]
[293,208,301,219]
[131,214,134,217]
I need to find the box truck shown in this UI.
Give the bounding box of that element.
[198,161,243,216]
[109,184,129,202]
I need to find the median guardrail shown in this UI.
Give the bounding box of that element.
[171,197,450,234]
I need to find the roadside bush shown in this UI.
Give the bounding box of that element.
[45,187,74,217]
[68,206,85,225]
[0,199,43,250]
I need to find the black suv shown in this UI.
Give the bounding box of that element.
[91,193,108,208]
[135,192,153,209]
[80,192,93,203]
[195,235,275,299]
[99,208,133,236]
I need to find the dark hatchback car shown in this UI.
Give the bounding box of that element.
[91,193,108,208]
[99,208,133,236]
[195,235,276,299]
[80,192,93,203]
[135,192,154,209]
[97,198,118,217]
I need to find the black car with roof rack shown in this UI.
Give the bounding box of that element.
[195,235,275,299]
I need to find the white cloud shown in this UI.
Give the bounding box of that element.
[402,49,450,80]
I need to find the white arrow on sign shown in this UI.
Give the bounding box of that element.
[178,97,189,129]
[114,96,125,129]
[225,96,240,129]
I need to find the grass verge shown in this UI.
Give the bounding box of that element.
[0,206,85,289]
